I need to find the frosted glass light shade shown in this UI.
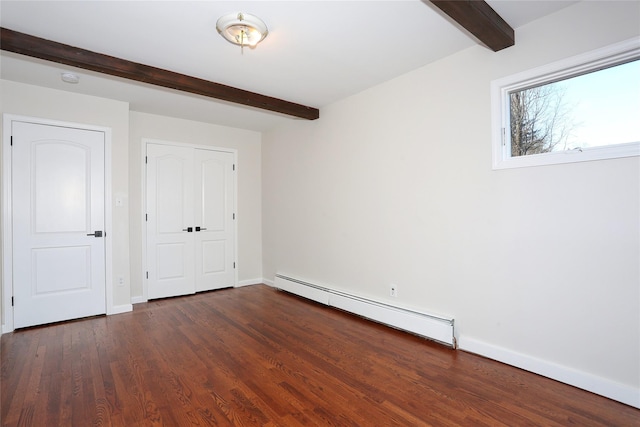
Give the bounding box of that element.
[216,12,268,48]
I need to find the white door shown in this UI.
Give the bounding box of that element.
[146,144,195,299]
[194,149,235,292]
[146,143,235,299]
[12,121,106,328]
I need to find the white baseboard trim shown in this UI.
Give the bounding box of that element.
[459,336,640,409]
[130,296,147,304]
[274,274,455,347]
[131,281,265,302]
[108,304,133,315]
[236,279,265,287]
[263,278,275,287]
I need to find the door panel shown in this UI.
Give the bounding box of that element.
[32,246,91,293]
[201,155,226,231]
[34,142,89,232]
[195,149,235,292]
[202,240,225,273]
[156,155,189,233]
[146,144,195,299]
[12,121,106,328]
[156,243,187,279]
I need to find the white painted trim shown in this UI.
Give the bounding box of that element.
[491,37,640,170]
[110,304,133,315]
[2,115,14,332]
[140,138,239,300]
[139,138,148,302]
[234,150,239,288]
[104,128,115,316]
[2,114,114,333]
[131,296,147,304]
[459,336,640,409]
[274,274,455,347]
[263,278,275,287]
[236,279,264,287]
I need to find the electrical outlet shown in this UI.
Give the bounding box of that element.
[390,284,397,297]
[118,277,125,286]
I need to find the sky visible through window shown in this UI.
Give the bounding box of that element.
[549,59,640,150]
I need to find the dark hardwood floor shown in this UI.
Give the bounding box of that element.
[2,285,638,426]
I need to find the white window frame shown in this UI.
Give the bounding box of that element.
[491,38,640,170]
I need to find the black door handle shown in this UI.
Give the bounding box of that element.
[87,230,103,237]
[182,227,193,232]
[195,227,207,232]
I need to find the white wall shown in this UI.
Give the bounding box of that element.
[0,80,132,320]
[129,111,263,300]
[0,85,264,325]
[262,1,640,407]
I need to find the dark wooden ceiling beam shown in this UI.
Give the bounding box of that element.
[0,27,319,120]
[428,0,514,51]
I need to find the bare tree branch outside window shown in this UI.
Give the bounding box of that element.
[494,51,639,169]
[510,84,575,157]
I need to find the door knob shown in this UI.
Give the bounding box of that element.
[195,227,207,232]
[87,230,103,237]
[182,227,193,232]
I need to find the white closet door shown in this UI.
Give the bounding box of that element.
[146,143,236,299]
[194,149,235,292]
[12,121,106,328]
[146,144,195,299]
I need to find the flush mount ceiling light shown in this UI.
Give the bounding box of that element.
[216,12,268,53]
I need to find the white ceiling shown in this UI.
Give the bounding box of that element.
[0,0,577,131]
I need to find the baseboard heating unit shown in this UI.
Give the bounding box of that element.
[274,274,456,347]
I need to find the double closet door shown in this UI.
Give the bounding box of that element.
[146,143,235,299]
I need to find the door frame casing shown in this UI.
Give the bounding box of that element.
[140,138,238,302]
[2,114,113,333]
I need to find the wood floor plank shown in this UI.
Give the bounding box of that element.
[2,285,639,426]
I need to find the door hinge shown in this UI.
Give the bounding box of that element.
[501,127,506,146]
[146,271,149,279]
[145,156,148,164]
[233,213,235,220]
[145,214,148,221]
[10,136,13,146]
[233,164,235,171]
[11,296,14,306]
[233,262,236,269]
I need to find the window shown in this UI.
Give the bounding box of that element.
[491,39,640,169]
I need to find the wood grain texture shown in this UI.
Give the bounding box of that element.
[2,285,638,426]
[428,0,514,51]
[0,27,320,121]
